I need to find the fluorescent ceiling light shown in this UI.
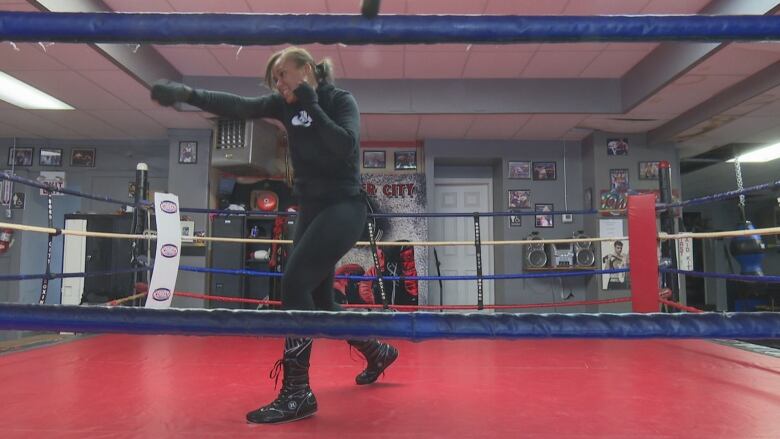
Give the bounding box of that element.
[0,71,74,110]
[727,142,780,163]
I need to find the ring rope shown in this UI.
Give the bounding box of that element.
[3,303,778,339]
[5,13,780,45]
[178,265,629,282]
[661,268,780,283]
[131,290,634,311]
[0,222,626,247]
[660,227,780,240]
[658,179,780,210]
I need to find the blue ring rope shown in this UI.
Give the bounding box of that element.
[0,267,149,282]
[179,265,628,281]
[1,304,778,339]
[4,13,780,44]
[661,268,780,283]
[658,179,780,210]
[0,171,150,209]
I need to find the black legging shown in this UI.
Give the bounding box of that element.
[281,194,367,311]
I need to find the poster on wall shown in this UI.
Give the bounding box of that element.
[600,219,629,290]
[38,171,66,196]
[335,173,428,305]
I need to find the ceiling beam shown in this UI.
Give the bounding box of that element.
[28,0,181,86]
[620,0,780,112]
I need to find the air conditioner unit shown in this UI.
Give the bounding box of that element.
[211,118,287,176]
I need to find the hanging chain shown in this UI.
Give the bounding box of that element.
[734,158,745,209]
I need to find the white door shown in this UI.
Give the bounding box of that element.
[431,179,494,311]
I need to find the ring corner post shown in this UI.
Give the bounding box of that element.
[628,193,659,313]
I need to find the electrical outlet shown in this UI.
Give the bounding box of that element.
[562,214,573,223]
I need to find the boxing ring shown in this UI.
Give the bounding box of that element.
[1,10,780,439]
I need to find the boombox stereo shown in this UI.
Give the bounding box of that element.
[573,231,595,267]
[524,232,548,269]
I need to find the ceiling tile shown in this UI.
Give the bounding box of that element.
[407,0,487,14]
[166,0,251,12]
[514,114,587,139]
[484,0,569,15]
[404,51,468,78]
[0,43,66,70]
[564,0,652,14]
[30,110,129,139]
[417,115,474,138]
[103,0,175,12]
[689,44,780,76]
[88,110,167,139]
[522,51,600,77]
[79,70,158,111]
[462,51,533,77]
[156,47,229,76]
[579,50,650,78]
[340,48,404,79]
[640,0,711,14]
[363,114,420,141]
[466,114,531,138]
[247,0,329,13]
[43,44,118,71]
[209,46,275,77]
[8,70,130,110]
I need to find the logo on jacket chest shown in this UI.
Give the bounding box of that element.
[291,110,312,128]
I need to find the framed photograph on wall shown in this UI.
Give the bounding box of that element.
[178,141,197,164]
[394,151,417,170]
[535,203,554,228]
[363,150,386,169]
[509,212,522,227]
[7,147,33,167]
[508,189,531,209]
[609,168,629,192]
[607,138,629,156]
[70,148,96,167]
[508,161,531,179]
[532,162,556,180]
[39,148,63,167]
[638,161,661,180]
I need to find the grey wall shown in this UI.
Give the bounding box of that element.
[1,138,169,309]
[166,129,213,308]
[425,139,588,312]
[581,132,680,312]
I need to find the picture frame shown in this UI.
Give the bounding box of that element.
[508,189,531,209]
[535,203,554,228]
[363,150,386,169]
[39,148,63,167]
[532,162,556,180]
[607,138,629,156]
[70,148,96,167]
[509,212,522,227]
[181,220,195,242]
[178,141,197,164]
[638,161,661,180]
[609,168,629,192]
[508,161,531,179]
[7,147,33,167]
[394,150,417,170]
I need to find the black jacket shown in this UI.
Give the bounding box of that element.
[188,83,361,199]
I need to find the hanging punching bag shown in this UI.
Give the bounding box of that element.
[729,221,766,276]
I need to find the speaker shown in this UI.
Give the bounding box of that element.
[524,232,548,269]
[573,230,595,267]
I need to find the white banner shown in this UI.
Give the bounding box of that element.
[38,171,65,196]
[676,237,694,271]
[145,193,181,309]
[1,170,12,206]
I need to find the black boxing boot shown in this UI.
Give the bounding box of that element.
[150,79,192,107]
[347,339,398,385]
[246,338,317,424]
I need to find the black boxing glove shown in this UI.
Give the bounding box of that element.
[150,79,192,107]
[293,81,318,106]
